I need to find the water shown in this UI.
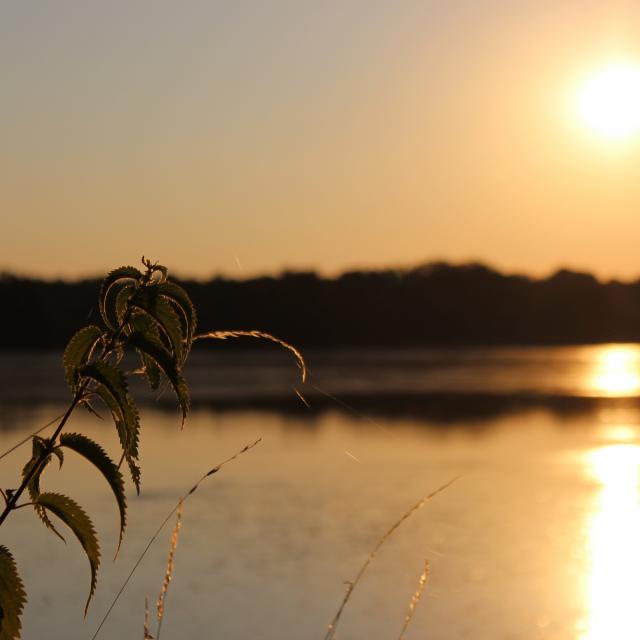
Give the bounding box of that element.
[2,345,640,640]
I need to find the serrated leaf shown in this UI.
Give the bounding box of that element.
[90,385,141,492]
[127,313,163,390]
[81,399,104,421]
[81,362,138,453]
[149,263,168,283]
[127,332,190,426]
[132,288,184,365]
[0,546,26,640]
[157,282,197,358]
[59,433,127,555]
[141,352,162,390]
[63,325,103,390]
[21,438,64,542]
[51,446,64,469]
[36,492,100,616]
[99,266,142,330]
[114,283,136,326]
[80,362,141,492]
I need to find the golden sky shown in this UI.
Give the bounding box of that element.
[2,1,640,279]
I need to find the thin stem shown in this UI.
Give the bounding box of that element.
[12,502,37,511]
[323,477,459,640]
[0,305,133,530]
[0,412,65,462]
[91,438,262,640]
[0,389,83,528]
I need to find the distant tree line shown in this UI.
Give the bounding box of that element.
[3,262,640,348]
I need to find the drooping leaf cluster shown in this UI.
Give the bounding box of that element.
[0,547,26,640]
[1,259,197,639]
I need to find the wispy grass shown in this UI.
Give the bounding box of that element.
[323,477,459,640]
[143,598,153,640]
[155,500,183,640]
[194,330,307,382]
[91,437,262,640]
[397,560,430,640]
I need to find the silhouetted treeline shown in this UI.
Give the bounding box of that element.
[3,262,640,348]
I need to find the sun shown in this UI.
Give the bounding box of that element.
[576,62,640,141]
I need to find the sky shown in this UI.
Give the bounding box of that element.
[2,0,640,280]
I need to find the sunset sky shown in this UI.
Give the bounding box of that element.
[2,1,640,280]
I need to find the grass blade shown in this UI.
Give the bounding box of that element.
[155,500,183,640]
[323,477,459,640]
[397,560,430,640]
[91,437,262,640]
[195,330,306,382]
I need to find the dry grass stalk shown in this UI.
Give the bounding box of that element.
[323,477,458,640]
[397,560,430,640]
[155,500,183,639]
[143,597,154,639]
[195,330,307,382]
[93,438,262,640]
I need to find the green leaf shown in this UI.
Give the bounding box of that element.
[0,546,26,640]
[132,288,184,365]
[140,351,162,390]
[127,312,163,390]
[36,492,100,616]
[51,446,64,469]
[99,266,142,330]
[21,438,64,542]
[127,331,190,426]
[80,362,141,492]
[59,433,127,555]
[114,283,136,325]
[63,325,103,390]
[148,263,168,283]
[90,385,141,492]
[157,282,197,357]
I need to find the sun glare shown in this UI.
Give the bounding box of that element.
[590,346,640,397]
[576,62,640,141]
[583,445,640,639]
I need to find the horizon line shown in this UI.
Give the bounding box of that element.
[3,259,640,286]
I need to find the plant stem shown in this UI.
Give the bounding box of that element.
[0,389,83,528]
[0,301,137,530]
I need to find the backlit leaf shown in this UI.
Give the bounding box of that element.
[51,446,64,469]
[99,266,141,330]
[0,546,26,640]
[90,384,141,492]
[114,284,136,326]
[127,331,190,426]
[80,362,141,492]
[36,492,100,615]
[63,325,103,390]
[132,288,184,364]
[128,313,163,390]
[21,437,64,542]
[59,433,127,555]
[157,282,197,359]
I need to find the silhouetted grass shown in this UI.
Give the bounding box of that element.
[322,477,458,640]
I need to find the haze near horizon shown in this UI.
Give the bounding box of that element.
[2,1,640,279]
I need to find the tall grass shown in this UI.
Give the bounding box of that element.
[323,477,458,640]
[91,438,262,640]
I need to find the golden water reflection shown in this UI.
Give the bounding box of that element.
[589,346,640,396]
[583,444,640,639]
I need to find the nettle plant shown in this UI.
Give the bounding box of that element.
[0,259,305,640]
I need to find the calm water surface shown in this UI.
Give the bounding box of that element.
[2,345,640,640]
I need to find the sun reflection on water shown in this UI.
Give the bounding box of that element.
[590,346,640,396]
[582,444,640,639]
